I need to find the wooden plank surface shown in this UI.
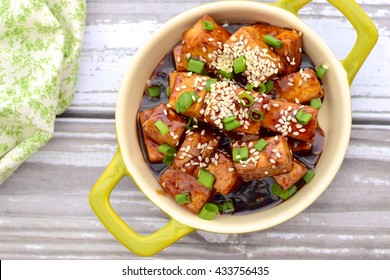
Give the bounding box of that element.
[1,0,389,259]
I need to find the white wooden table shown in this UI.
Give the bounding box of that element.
[1,0,389,259]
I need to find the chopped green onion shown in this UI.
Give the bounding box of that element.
[166,86,171,97]
[202,20,215,31]
[162,154,175,166]
[247,83,267,93]
[233,56,246,74]
[263,34,283,49]
[303,169,316,183]
[254,138,268,152]
[158,144,176,156]
[198,168,215,189]
[219,200,235,214]
[258,83,267,93]
[249,109,264,122]
[316,64,328,79]
[246,84,255,91]
[310,98,322,109]
[154,119,169,135]
[295,109,313,125]
[147,86,161,98]
[222,116,241,131]
[264,80,274,94]
[272,183,297,200]
[175,91,197,113]
[232,146,248,162]
[218,69,234,79]
[187,58,206,74]
[206,78,217,91]
[198,203,219,220]
[186,117,199,131]
[175,192,191,204]
[237,92,254,107]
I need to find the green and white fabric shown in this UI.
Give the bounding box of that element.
[0,0,86,185]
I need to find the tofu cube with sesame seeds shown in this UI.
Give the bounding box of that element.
[207,150,242,195]
[173,44,186,71]
[203,80,268,135]
[274,68,324,103]
[261,99,318,142]
[252,23,303,75]
[272,158,308,190]
[160,167,214,214]
[168,71,182,93]
[139,109,165,163]
[179,15,231,72]
[233,136,293,181]
[217,26,283,83]
[173,128,221,176]
[168,73,209,120]
[142,103,187,147]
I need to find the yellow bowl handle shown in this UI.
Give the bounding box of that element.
[89,150,195,256]
[272,0,378,85]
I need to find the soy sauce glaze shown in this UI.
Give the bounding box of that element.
[137,25,324,215]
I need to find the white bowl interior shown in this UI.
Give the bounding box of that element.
[116,1,351,233]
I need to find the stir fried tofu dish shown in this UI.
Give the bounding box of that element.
[137,16,327,220]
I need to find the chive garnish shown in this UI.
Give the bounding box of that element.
[147,86,161,98]
[218,69,234,79]
[154,119,169,135]
[202,20,215,31]
[316,64,328,79]
[175,91,198,113]
[198,203,219,220]
[175,192,191,204]
[205,78,217,91]
[263,34,283,49]
[187,58,206,74]
[232,146,249,162]
[272,183,297,200]
[198,168,215,189]
[162,154,175,166]
[295,109,313,125]
[166,86,171,97]
[158,144,176,156]
[186,117,199,131]
[237,92,254,107]
[219,200,234,214]
[254,138,268,152]
[222,116,241,131]
[264,80,274,94]
[233,56,246,74]
[249,109,264,122]
[303,169,315,183]
[310,97,322,109]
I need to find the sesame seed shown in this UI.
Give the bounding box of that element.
[270,158,276,164]
[228,167,235,172]
[293,131,300,136]
[208,37,214,41]
[166,103,171,108]
[176,56,181,63]
[264,171,269,175]
[163,109,168,115]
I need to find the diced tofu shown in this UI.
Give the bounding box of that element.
[289,139,312,153]
[142,103,187,147]
[160,167,214,214]
[207,150,241,195]
[173,44,185,71]
[203,80,269,135]
[262,99,318,142]
[168,73,209,120]
[233,136,293,181]
[212,26,283,84]
[272,158,308,190]
[253,23,303,75]
[139,109,164,163]
[169,71,182,93]
[173,128,220,176]
[180,15,231,72]
[274,68,324,103]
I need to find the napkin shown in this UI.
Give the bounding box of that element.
[0,0,86,185]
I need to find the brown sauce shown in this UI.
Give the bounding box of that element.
[137,24,324,215]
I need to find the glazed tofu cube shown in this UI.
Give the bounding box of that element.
[214,26,283,84]
[139,109,164,163]
[180,15,231,72]
[169,71,182,93]
[160,167,214,214]
[272,158,308,190]
[142,103,187,147]
[173,128,220,176]
[274,68,324,103]
[203,80,269,135]
[173,44,185,71]
[168,73,209,120]
[289,139,312,153]
[253,23,303,75]
[233,136,293,181]
[262,99,318,142]
[207,150,241,195]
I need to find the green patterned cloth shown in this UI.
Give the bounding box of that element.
[0,0,86,184]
